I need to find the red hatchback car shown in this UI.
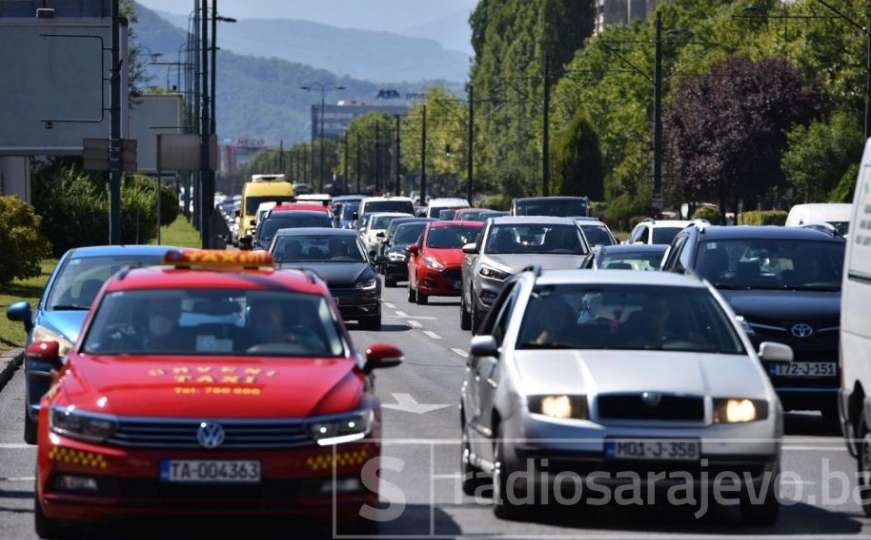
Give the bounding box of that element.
[407,221,483,305]
[30,250,401,537]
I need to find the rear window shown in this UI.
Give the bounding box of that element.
[515,199,588,218]
[485,224,586,255]
[651,227,682,245]
[426,226,481,249]
[364,201,414,215]
[581,224,615,247]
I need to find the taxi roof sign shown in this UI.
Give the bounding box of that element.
[163,249,274,270]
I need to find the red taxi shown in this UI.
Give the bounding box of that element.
[407,221,483,305]
[31,250,401,537]
[272,202,331,214]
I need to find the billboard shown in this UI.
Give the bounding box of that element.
[127,94,183,173]
[0,18,128,155]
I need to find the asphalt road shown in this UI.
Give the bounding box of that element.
[1,284,869,539]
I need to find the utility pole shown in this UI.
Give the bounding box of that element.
[191,1,200,230]
[420,104,427,204]
[355,134,361,193]
[279,139,284,172]
[109,0,122,244]
[374,122,381,193]
[199,0,212,248]
[394,115,401,195]
[866,0,871,138]
[467,84,475,204]
[210,0,217,136]
[319,91,326,191]
[653,11,664,213]
[344,134,350,193]
[542,53,551,197]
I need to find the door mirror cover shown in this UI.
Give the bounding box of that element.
[469,335,499,358]
[758,341,793,363]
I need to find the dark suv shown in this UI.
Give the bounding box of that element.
[663,225,845,421]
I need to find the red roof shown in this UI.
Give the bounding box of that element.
[429,220,484,229]
[106,266,328,295]
[272,203,330,214]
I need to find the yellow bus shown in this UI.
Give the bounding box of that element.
[240,174,295,242]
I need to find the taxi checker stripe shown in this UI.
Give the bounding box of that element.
[48,447,107,469]
[306,449,369,471]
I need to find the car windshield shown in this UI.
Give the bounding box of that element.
[517,285,745,354]
[83,289,345,357]
[341,203,359,220]
[427,226,481,249]
[581,224,615,246]
[246,196,293,215]
[652,227,683,245]
[364,201,414,215]
[46,255,165,310]
[696,239,845,291]
[438,209,456,220]
[259,215,333,244]
[458,210,488,221]
[394,223,426,245]
[485,224,585,255]
[272,235,366,263]
[599,250,665,271]
[515,199,587,217]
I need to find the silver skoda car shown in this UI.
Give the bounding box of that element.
[459,269,788,525]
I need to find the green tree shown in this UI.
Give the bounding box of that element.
[0,196,51,286]
[552,110,604,199]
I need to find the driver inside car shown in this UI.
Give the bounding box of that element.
[248,299,324,353]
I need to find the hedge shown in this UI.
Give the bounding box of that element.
[739,210,788,226]
[692,206,722,224]
[0,196,51,286]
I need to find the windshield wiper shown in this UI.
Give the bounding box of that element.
[518,342,581,350]
[51,305,90,311]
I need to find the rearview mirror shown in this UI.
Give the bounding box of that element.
[365,344,403,373]
[26,341,62,370]
[469,335,499,357]
[6,301,33,332]
[758,342,793,363]
[462,243,478,255]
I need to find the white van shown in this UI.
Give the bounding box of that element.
[426,198,469,219]
[786,203,852,236]
[358,197,415,220]
[839,142,871,483]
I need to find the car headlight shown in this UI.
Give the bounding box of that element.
[479,265,509,281]
[712,398,768,424]
[528,395,588,420]
[50,406,118,443]
[356,277,378,290]
[388,251,407,262]
[309,410,374,446]
[424,256,445,270]
[32,325,74,357]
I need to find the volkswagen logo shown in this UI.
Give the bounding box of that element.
[641,392,662,407]
[196,422,225,449]
[791,323,814,339]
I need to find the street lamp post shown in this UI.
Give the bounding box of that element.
[301,83,346,192]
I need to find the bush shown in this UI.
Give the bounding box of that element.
[476,193,511,211]
[739,210,788,226]
[605,192,650,232]
[692,206,722,224]
[0,196,51,286]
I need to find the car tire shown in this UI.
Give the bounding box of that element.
[460,411,486,496]
[858,421,871,517]
[471,300,482,335]
[385,277,396,288]
[360,313,382,331]
[460,296,471,331]
[24,412,37,445]
[492,426,527,521]
[416,290,428,305]
[34,490,71,539]
[408,286,417,303]
[821,404,841,429]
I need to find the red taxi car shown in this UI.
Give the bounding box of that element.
[272,202,331,214]
[407,221,483,305]
[31,250,401,537]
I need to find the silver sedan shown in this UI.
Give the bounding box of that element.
[459,269,788,525]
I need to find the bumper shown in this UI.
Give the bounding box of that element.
[37,434,380,522]
[774,387,838,412]
[472,276,507,314]
[383,261,408,280]
[330,288,381,321]
[418,267,463,296]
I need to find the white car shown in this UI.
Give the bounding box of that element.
[361,212,413,257]
[426,198,470,219]
[786,203,851,237]
[628,219,698,246]
[575,218,617,247]
[358,196,415,220]
[255,201,277,226]
[461,268,786,524]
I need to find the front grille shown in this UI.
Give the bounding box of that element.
[443,269,461,282]
[107,419,312,449]
[597,394,704,421]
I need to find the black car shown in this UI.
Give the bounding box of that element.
[381,221,435,286]
[663,224,845,420]
[270,228,382,329]
[582,244,668,271]
[253,211,333,250]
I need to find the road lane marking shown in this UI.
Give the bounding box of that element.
[408,320,423,328]
[423,330,441,340]
[0,476,34,482]
[432,473,462,480]
[382,393,451,414]
[395,310,409,318]
[384,302,396,309]
[783,446,847,452]
[0,443,30,449]
[451,348,468,358]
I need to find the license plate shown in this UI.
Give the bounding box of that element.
[605,439,700,461]
[769,362,836,377]
[452,281,462,290]
[160,460,261,483]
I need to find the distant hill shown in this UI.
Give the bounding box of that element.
[133,3,460,144]
[152,9,470,83]
[401,9,475,56]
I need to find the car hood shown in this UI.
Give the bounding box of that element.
[718,289,840,326]
[425,247,464,267]
[513,350,769,400]
[483,253,585,273]
[278,262,371,287]
[58,355,364,418]
[38,310,89,343]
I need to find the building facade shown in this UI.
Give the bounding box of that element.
[310,90,423,140]
[595,0,662,33]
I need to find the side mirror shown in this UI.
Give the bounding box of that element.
[352,212,359,220]
[249,219,257,227]
[376,232,386,239]
[7,301,33,332]
[469,335,499,357]
[407,245,419,255]
[235,210,240,217]
[239,235,254,250]
[27,341,62,370]
[462,243,478,255]
[365,343,403,372]
[758,342,793,363]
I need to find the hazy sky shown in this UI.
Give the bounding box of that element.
[136,0,478,34]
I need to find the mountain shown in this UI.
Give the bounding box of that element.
[133,3,457,144]
[401,9,475,56]
[151,10,469,83]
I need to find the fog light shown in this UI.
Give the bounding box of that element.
[321,477,362,494]
[54,474,98,493]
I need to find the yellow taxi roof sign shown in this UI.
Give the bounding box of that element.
[163,249,274,270]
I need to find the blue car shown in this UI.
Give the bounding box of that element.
[5,245,174,443]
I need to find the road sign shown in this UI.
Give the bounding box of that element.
[157,134,216,172]
[121,139,137,171]
[82,138,137,171]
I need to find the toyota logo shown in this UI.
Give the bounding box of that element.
[196,422,225,449]
[641,392,662,407]
[791,323,814,339]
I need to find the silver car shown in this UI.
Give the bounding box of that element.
[460,269,788,525]
[460,216,589,333]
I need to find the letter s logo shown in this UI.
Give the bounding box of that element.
[359,456,406,523]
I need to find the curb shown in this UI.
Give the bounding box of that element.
[0,348,23,392]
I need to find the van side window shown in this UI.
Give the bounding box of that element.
[636,225,650,244]
[678,236,694,272]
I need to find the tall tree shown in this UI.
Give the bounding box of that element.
[552,110,604,199]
